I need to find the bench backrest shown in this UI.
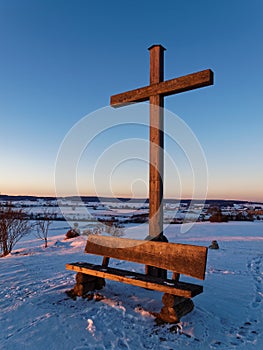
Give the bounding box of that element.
[85,235,208,280]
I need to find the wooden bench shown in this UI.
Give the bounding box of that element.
[66,234,208,323]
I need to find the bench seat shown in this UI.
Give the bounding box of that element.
[66,262,203,298]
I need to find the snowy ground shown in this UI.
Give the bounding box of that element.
[0,221,262,349]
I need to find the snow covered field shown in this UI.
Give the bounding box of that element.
[0,221,262,349]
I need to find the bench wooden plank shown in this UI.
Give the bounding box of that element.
[66,262,203,298]
[85,235,208,280]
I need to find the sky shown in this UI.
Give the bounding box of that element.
[0,0,262,201]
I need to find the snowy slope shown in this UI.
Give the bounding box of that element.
[0,222,262,349]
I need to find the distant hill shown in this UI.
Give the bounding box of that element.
[0,194,55,202]
[0,194,262,207]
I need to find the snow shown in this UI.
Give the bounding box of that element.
[0,221,263,349]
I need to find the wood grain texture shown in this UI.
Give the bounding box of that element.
[162,293,186,307]
[110,69,214,107]
[110,46,214,245]
[159,299,194,323]
[66,262,203,298]
[149,46,164,238]
[149,45,165,85]
[84,235,208,280]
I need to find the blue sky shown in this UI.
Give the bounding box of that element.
[0,0,262,201]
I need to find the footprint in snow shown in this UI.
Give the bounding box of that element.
[247,255,263,309]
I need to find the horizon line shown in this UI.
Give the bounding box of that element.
[0,193,262,204]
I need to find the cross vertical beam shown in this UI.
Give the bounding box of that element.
[149,45,165,239]
[110,45,214,245]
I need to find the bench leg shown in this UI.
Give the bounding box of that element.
[158,293,194,323]
[67,273,106,298]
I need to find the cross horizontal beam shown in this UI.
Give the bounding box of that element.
[111,69,213,108]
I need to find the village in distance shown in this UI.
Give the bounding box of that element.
[1,194,263,226]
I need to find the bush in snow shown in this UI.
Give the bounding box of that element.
[34,209,56,248]
[65,223,80,239]
[0,203,32,257]
[104,222,124,237]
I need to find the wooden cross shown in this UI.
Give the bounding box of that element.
[111,45,214,239]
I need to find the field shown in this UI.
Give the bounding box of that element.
[0,219,263,349]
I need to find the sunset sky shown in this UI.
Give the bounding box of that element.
[0,0,262,201]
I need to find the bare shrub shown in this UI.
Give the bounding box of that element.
[82,222,124,237]
[82,228,94,236]
[93,224,103,235]
[104,223,124,237]
[0,203,32,257]
[82,224,103,236]
[34,209,56,248]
